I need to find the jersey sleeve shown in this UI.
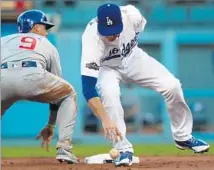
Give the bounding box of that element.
[81,22,104,78]
[123,5,147,33]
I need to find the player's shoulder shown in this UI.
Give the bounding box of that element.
[30,33,57,51]
[1,34,13,40]
[82,17,99,39]
[26,33,47,42]
[120,4,141,17]
[1,33,18,42]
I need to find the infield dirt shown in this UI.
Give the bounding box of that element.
[2,155,214,170]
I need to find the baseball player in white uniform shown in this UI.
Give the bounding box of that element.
[81,3,210,166]
[1,10,77,163]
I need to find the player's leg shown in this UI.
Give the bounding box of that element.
[126,48,209,153]
[97,66,133,166]
[1,72,19,116]
[54,94,77,163]
[21,70,77,163]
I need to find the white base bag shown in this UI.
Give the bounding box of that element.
[84,153,140,164]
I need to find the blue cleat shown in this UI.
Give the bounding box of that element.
[114,151,133,167]
[175,137,210,153]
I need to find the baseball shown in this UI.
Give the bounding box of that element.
[109,148,120,159]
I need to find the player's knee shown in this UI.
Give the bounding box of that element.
[57,84,77,105]
[59,83,76,101]
[164,78,182,102]
[169,78,181,90]
[64,83,75,95]
[67,85,74,94]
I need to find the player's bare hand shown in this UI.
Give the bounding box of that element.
[36,124,54,152]
[102,117,123,143]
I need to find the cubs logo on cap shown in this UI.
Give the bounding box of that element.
[97,3,123,36]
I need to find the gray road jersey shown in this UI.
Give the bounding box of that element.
[1,33,62,77]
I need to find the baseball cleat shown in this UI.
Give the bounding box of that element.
[175,137,210,153]
[114,151,133,167]
[56,148,78,164]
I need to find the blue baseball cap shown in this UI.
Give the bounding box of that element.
[97,3,123,36]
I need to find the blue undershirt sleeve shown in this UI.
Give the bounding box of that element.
[81,75,99,101]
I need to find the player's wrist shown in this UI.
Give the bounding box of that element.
[47,124,55,128]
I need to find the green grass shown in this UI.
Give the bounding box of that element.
[2,144,214,158]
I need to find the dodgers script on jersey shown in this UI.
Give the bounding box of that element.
[1,33,62,77]
[81,5,147,78]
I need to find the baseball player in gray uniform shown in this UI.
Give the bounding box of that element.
[81,3,210,166]
[1,9,77,164]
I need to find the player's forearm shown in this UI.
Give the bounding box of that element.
[48,104,58,126]
[81,75,108,120]
[88,97,109,121]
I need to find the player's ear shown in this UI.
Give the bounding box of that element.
[30,24,38,33]
[32,24,42,33]
[34,24,40,31]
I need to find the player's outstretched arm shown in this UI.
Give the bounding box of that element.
[82,75,122,142]
[88,97,122,142]
[80,19,122,142]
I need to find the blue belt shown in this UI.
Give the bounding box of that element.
[1,61,37,69]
